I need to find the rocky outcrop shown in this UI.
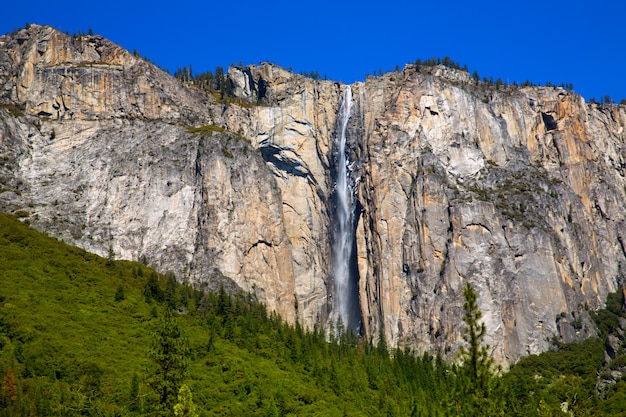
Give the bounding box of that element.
[0,25,296,321]
[0,26,215,123]
[349,68,626,364]
[2,25,626,366]
[228,64,345,325]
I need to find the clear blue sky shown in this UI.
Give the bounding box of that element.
[1,0,625,102]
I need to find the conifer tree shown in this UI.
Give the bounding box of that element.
[114,285,125,302]
[128,372,140,413]
[450,283,506,414]
[165,273,177,309]
[106,245,115,268]
[1,367,17,411]
[265,397,279,417]
[145,272,163,303]
[173,384,197,417]
[148,308,189,416]
[458,282,494,395]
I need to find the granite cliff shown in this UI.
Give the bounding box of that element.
[1,25,626,365]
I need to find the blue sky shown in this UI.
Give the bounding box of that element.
[2,0,625,102]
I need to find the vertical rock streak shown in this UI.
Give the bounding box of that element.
[332,86,360,332]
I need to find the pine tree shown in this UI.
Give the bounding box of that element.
[106,245,115,267]
[165,273,177,310]
[173,384,197,417]
[115,285,125,302]
[145,272,163,303]
[128,372,140,412]
[377,327,388,356]
[265,397,279,417]
[148,308,189,416]
[458,282,493,393]
[1,367,17,411]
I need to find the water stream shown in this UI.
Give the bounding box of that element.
[332,86,361,333]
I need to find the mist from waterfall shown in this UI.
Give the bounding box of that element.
[331,86,361,334]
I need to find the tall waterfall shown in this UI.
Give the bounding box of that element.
[332,86,361,333]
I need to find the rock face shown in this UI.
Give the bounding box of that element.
[349,70,626,364]
[2,25,626,366]
[0,25,296,321]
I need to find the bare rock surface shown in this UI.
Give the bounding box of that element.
[2,25,626,365]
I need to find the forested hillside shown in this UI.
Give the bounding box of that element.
[0,212,625,416]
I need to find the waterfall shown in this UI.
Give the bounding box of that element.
[332,86,361,333]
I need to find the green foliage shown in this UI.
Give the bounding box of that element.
[221,147,234,158]
[452,283,506,415]
[144,271,164,303]
[503,337,604,414]
[174,384,198,417]
[106,244,115,267]
[185,124,226,136]
[458,283,494,395]
[413,55,466,71]
[407,55,575,93]
[174,65,235,99]
[0,103,25,118]
[128,372,140,412]
[148,308,189,415]
[1,368,17,411]
[13,210,29,218]
[165,273,178,309]
[114,284,125,302]
[0,212,161,415]
[299,69,323,80]
[186,124,251,145]
[592,289,624,338]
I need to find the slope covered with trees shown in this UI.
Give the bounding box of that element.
[0,212,625,416]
